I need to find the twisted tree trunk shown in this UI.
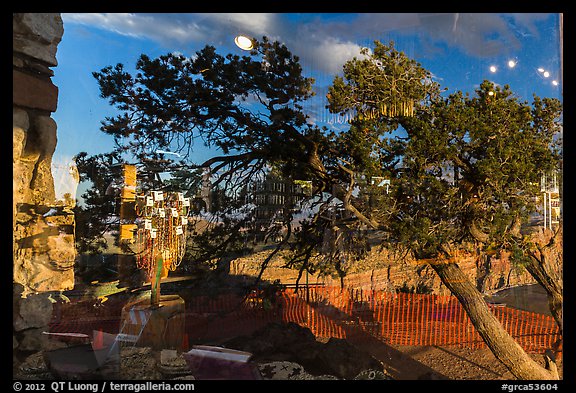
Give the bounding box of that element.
[430,260,559,380]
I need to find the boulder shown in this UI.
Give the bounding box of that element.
[316,337,383,379]
[223,322,392,379]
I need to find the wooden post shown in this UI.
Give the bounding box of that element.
[117,164,144,287]
[150,255,163,306]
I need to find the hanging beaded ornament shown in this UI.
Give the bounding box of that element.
[134,190,190,280]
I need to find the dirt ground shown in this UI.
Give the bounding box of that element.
[332,320,563,380]
[391,344,562,380]
[391,284,563,380]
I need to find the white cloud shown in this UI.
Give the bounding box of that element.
[62,13,207,44]
[62,13,556,54]
[200,13,277,36]
[305,38,364,75]
[61,12,558,80]
[414,13,556,58]
[62,13,282,48]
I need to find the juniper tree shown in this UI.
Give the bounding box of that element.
[88,38,562,379]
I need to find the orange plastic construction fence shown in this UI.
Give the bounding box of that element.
[49,286,561,354]
[176,287,560,353]
[277,287,560,353]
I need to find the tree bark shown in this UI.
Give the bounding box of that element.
[430,260,559,380]
[524,226,563,335]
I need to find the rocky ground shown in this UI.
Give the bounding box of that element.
[14,322,391,381]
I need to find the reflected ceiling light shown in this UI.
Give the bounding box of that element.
[507,60,516,68]
[552,80,559,86]
[489,65,497,73]
[543,71,550,78]
[234,35,254,51]
[537,67,545,73]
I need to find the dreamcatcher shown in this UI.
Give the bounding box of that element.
[134,190,191,305]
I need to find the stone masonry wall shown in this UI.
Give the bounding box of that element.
[13,13,75,356]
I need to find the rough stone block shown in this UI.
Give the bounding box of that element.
[13,13,63,66]
[13,293,53,331]
[13,69,58,112]
[120,295,186,350]
[13,107,30,130]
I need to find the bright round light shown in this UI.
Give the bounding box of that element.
[234,35,254,50]
[543,71,550,78]
[552,80,558,86]
[507,60,516,68]
[489,65,497,73]
[488,91,495,96]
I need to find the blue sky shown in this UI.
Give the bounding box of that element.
[50,13,562,200]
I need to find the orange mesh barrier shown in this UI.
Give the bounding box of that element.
[285,287,561,353]
[49,286,561,354]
